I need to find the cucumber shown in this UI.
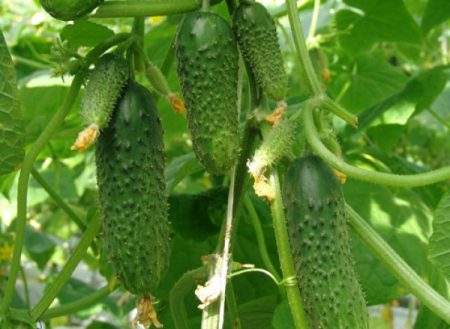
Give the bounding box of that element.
[72,53,129,151]
[282,155,369,329]
[40,0,103,21]
[175,12,240,174]
[233,1,287,101]
[95,81,170,296]
[80,53,129,130]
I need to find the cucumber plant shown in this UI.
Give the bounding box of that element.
[2,1,450,329]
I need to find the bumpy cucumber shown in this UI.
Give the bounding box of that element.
[80,53,129,130]
[96,81,170,295]
[233,1,287,101]
[40,0,103,21]
[175,12,240,174]
[283,155,369,329]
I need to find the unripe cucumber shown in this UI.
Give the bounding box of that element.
[233,2,287,101]
[80,53,129,130]
[175,12,240,174]
[96,81,170,295]
[283,156,369,329]
[40,0,103,21]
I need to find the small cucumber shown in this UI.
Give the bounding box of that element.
[40,0,103,21]
[95,81,170,296]
[233,1,287,101]
[283,155,369,329]
[175,12,240,174]
[72,53,129,151]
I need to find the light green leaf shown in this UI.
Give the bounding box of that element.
[61,20,114,49]
[272,299,294,329]
[336,0,421,54]
[422,0,450,33]
[334,55,408,114]
[428,191,450,280]
[367,124,404,153]
[0,29,25,176]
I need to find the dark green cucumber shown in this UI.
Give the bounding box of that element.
[175,12,240,174]
[40,0,103,21]
[96,81,169,295]
[80,53,129,130]
[283,155,369,329]
[233,1,287,101]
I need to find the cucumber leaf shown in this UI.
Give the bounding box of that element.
[422,0,450,33]
[428,191,450,280]
[0,29,25,176]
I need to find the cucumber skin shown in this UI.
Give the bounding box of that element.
[175,12,240,175]
[80,54,129,130]
[40,0,103,21]
[283,156,369,329]
[95,81,169,295]
[233,2,287,101]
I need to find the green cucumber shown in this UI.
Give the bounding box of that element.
[283,155,369,329]
[72,53,129,151]
[175,12,240,174]
[40,0,103,21]
[95,81,170,296]
[233,1,287,101]
[80,53,129,130]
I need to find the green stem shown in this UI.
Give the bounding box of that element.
[202,0,210,11]
[225,283,242,329]
[19,266,30,311]
[170,267,209,329]
[346,205,450,324]
[93,0,201,18]
[318,94,358,127]
[0,33,130,317]
[303,106,450,187]
[12,55,49,69]
[427,107,450,130]
[269,170,309,329]
[244,196,281,282]
[40,285,112,321]
[307,0,320,41]
[132,17,146,72]
[31,168,86,230]
[272,0,310,19]
[30,214,101,321]
[285,0,321,95]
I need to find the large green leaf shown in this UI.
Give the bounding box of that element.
[428,191,450,280]
[61,20,114,49]
[0,29,25,175]
[336,0,421,54]
[422,0,450,33]
[332,54,408,114]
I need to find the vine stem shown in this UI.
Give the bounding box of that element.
[93,0,200,17]
[285,0,321,95]
[30,214,101,321]
[0,32,131,317]
[218,166,237,329]
[170,267,209,329]
[31,168,86,230]
[303,106,450,187]
[269,170,309,329]
[307,0,320,41]
[346,205,450,324]
[244,196,282,282]
[40,284,112,321]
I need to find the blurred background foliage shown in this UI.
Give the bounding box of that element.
[1,0,450,328]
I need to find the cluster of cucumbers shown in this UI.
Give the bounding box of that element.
[40,0,369,327]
